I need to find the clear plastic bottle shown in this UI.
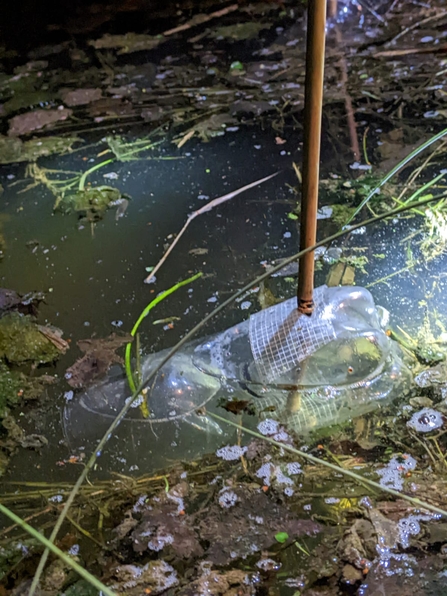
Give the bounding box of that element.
[64,285,411,469]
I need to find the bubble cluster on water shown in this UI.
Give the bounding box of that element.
[113,560,178,592]
[286,462,302,475]
[273,429,290,442]
[148,533,174,552]
[166,490,185,515]
[257,419,290,442]
[407,407,444,433]
[116,565,144,589]
[376,454,417,491]
[149,561,178,590]
[258,419,279,435]
[397,512,438,549]
[218,489,238,509]
[256,462,274,485]
[276,469,294,486]
[372,540,417,580]
[216,445,247,461]
[256,558,281,571]
[255,461,295,495]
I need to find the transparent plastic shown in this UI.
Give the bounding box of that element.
[63,285,411,467]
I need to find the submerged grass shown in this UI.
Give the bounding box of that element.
[345,126,447,224]
[0,503,117,596]
[124,272,202,414]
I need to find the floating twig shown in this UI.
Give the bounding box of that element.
[143,172,279,284]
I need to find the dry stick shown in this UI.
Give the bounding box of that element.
[297,0,327,315]
[163,4,239,37]
[327,0,337,19]
[334,26,360,162]
[30,192,447,596]
[357,0,385,23]
[143,172,279,284]
[375,44,447,58]
[387,10,447,45]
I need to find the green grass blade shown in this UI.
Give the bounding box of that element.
[346,127,447,224]
[0,503,116,596]
[125,272,203,392]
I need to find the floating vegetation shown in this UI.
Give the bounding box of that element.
[0,313,65,365]
[56,185,130,222]
[0,135,80,164]
[420,198,447,261]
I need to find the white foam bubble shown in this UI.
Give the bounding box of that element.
[216,445,248,461]
[286,462,302,475]
[148,533,174,552]
[255,462,274,486]
[218,490,238,509]
[257,419,280,436]
[376,455,417,491]
[407,408,444,433]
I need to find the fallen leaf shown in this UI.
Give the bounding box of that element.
[65,333,132,388]
[8,108,72,136]
[189,247,208,256]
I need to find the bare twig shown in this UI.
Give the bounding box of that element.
[375,44,447,58]
[143,172,279,284]
[334,26,360,162]
[386,10,447,46]
[163,4,239,36]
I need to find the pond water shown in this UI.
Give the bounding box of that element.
[1,121,446,483]
[0,126,304,480]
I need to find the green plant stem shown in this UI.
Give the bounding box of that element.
[0,503,117,596]
[29,190,447,596]
[403,171,447,205]
[346,127,447,224]
[207,413,447,519]
[366,263,416,288]
[125,272,203,392]
[78,159,115,191]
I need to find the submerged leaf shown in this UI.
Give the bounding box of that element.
[65,333,132,388]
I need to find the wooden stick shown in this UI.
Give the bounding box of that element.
[163,4,239,37]
[334,26,360,161]
[297,0,327,315]
[144,172,278,285]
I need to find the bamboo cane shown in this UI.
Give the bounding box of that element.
[297,0,327,315]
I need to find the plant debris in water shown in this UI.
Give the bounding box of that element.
[65,333,133,388]
[0,312,65,365]
[56,186,130,222]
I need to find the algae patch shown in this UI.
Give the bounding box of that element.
[0,312,62,364]
[57,186,128,222]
